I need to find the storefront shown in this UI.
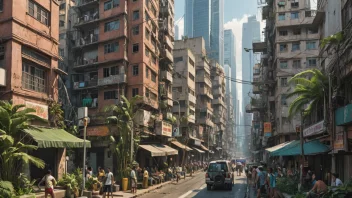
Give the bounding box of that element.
[137,144,178,170]
[24,127,90,180]
[170,140,193,166]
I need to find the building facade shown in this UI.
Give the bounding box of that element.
[209,0,224,66]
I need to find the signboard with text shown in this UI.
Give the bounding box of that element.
[156,121,172,137]
[303,120,324,137]
[25,101,48,120]
[334,130,345,151]
[87,126,110,136]
[264,122,272,137]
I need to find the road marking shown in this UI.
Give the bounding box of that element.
[178,184,206,198]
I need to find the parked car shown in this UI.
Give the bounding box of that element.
[205,160,233,190]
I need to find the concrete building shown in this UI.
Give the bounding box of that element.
[241,15,260,154]
[175,37,215,150]
[172,48,197,135]
[210,61,227,154]
[175,24,179,40]
[0,0,84,180]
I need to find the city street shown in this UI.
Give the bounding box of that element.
[140,172,248,198]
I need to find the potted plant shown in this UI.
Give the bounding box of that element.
[85,177,101,192]
[57,173,79,198]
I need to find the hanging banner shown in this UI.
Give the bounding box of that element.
[334,130,344,151]
[264,122,272,137]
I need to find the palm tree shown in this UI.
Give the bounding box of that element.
[105,95,142,182]
[0,101,46,187]
[287,69,328,119]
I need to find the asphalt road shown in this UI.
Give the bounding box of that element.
[140,172,248,198]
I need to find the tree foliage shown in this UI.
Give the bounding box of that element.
[287,69,328,119]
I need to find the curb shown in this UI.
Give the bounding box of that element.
[133,171,203,198]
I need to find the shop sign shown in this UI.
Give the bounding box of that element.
[334,130,345,151]
[156,121,172,137]
[87,126,110,136]
[303,120,324,137]
[172,127,180,137]
[25,101,48,120]
[264,122,272,137]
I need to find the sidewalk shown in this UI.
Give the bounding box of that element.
[112,170,203,198]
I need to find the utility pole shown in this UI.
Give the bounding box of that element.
[329,75,335,173]
[82,117,88,195]
[300,110,304,190]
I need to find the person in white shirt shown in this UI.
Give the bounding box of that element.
[103,168,114,198]
[38,170,57,198]
[332,173,343,187]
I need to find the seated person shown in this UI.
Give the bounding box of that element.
[306,174,327,198]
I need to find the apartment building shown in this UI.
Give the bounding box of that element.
[210,61,227,150]
[0,0,83,180]
[174,37,215,149]
[172,48,196,135]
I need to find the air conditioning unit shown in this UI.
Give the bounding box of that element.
[0,68,6,87]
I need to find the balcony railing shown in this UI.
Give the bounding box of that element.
[160,71,173,82]
[74,56,98,68]
[75,12,99,26]
[98,74,127,86]
[22,72,46,93]
[73,79,98,90]
[75,0,98,7]
[75,34,99,47]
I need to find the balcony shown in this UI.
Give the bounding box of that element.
[74,0,99,10]
[74,34,99,48]
[188,115,196,123]
[253,85,260,94]
[73,56,99,70]
[276,10,316,28]
[197,117,214,127]
[212,98,226,107]
[196,74,212,86]
[188,94,196,104]
[74,12,99,28]
[252,41,267,53]
[213,86,221,95]
[214,117,225,124]
[161,48,173,62]
[98,74,127,86]
[160,71,173,82]
[73,79,98,90]
[198,87,213,99]
[134,109,153,127]
[245,99,265,113]
[162,98,173,107]
[160,0,174,16]
[79,98,98,108]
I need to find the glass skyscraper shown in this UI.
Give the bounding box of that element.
[184,0,194,38]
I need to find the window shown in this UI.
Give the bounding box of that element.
[293,28,301,35]
[145,28,150,40]
[281,78,288,87]
[28,1,49,26]
[133,10,140,20]
[279,30,288,36]
[145,11,150,22]
[104,42,119,54]
[291,12,299,19]
[22,62,46,93]
[132,43,139,53]
[104,20,120,32]
[59,3,66,10]
[189,57,195,67]
[281,94,287,105]
[174,57,183,62]
[291,0,299,8]
[306,41,317,50]
[307,58,317,67]
[280,60,288,68]
[104,91,117,100]
[280,44,288,52]
[132,25,139,35]
[103,66,119,77]
[104,0,119,10]
[151,71,156,82]
[173,87,182,93]
[307,28,318,34]
[59,48,64,57]
[292,60,301,68]
[133,0,138,2]
[145,48,150,57]
[132,88,139,97]
[189,72,195,81]
[132,65,139,76]
[59,33,65,40]
[146,67,149,78]
[292,42,300,51]
[151,55,157,64]
[59,20,65,27]
[278,13,285,21]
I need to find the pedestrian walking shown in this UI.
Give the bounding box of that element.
[102,168,114,198]
[130,166,137,194]
[38,170,57,198]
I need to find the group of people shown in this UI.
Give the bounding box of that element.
[232,162,244,176]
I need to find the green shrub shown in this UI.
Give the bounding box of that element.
[276,176,299,195]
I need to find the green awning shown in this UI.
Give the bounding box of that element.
[25,128,91,148]
[271,140,330,156]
